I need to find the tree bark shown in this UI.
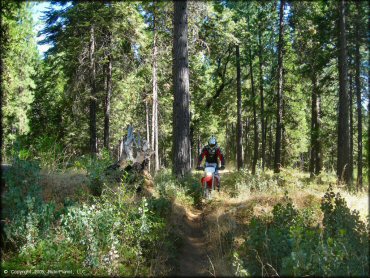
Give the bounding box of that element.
[146,99,150,148]
[309,74,317,178]
[236,44,243,170]
[172,0,191,177]
[355,0,363,188]
[89,24,97,155]
[104,46,112,149]
[274,0,285,173]
[315,87,322,175]
[231,123,236,162]
[258,27,266,170]
[268,123,273,169]
[248,46,258,175]
[244,118,250,167]
[349,73,354,181]
[309,73,322,176]
[337,0,350,184]
[197,134,201,158]
[152,2,159,172]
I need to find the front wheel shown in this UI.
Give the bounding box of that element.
[203,182,213,200]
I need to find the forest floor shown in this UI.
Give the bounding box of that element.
[4,165,367,276]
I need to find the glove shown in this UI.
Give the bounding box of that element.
[196,166,204,171]
[219,165,225,170]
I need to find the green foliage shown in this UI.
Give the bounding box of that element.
[72,150,113,195]
[3,178,176,276]
[32,135,66,170]
[2,2,39,157]
[242,188,369,276]
[244,193,300,275]
[3,156,42,215]
[154,170,202,207]
[2,145,60,253]
[222,169,278,197]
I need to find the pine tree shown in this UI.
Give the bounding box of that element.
[337,0,350,184]
[172,0,191,177]
[274,0,285,173]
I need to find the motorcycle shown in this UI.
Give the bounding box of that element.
[197,162,221,200]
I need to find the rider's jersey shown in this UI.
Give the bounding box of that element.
[198,145,225,166]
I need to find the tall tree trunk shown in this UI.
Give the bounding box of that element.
[236,44,243,170]
[230,123,236,161]
[197,134,201,157]
[152,2,159,172]
[349,73,354,181]
[244,118,250,167]
[104,48,112,149]
[355,0,363,189]
[172,0,190,177]
[315,88,322,174]
[310,73,322,176]
[89,24,97,155]
[309,73,317,177]
[145,97,151,171]
[189,119,193,168]
[274,0,285,173]
[337,0,350,184]
[248,47,258,175]
[226,123,230,161]
[268,123,273,169]
[281,120,286,167]
[258,27,266,170]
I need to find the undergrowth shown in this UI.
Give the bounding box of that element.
[202,168,368,277]
[2,152,178,276]
[2,143,368,277]
[154,169,202,208]
[229,187,369,277]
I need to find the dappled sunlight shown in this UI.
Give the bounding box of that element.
[2,0,369,276]
[339,190,369,223]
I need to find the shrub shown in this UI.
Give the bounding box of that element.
[75,150,113,196]
[3,196,57,253]
[222,170,278,197]
[243,188,369,277]
[154,170,199,206]
[31,135,71,171]
[244,193,300,276]
[3,156,42,216]
[3,181,175,276]
[2,148,59,253]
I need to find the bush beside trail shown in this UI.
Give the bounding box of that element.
[1,155,179,276]
[202,169,369,277]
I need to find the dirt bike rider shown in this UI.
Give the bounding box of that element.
[196,136,225,192]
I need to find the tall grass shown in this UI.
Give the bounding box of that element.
[203,167,369,277]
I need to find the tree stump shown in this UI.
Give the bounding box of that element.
[106,125,153,191]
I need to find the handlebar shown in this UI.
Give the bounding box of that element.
[196,166,225,171]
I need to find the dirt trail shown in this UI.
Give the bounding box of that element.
[177,207,211,277]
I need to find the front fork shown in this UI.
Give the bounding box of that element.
[203,173,217,199]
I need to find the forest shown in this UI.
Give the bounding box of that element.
[1,0,369,277]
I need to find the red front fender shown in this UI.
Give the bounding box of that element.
[201,176,218,189]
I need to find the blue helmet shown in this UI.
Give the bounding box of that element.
[208,136,217,148]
